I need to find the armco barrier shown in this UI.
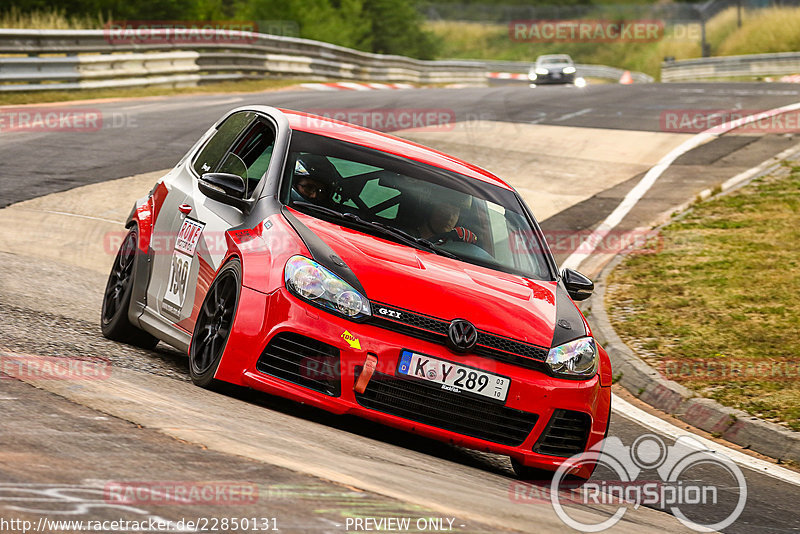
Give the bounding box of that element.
[662,51,800,82]
[0,28,486,91]
[0,28,652,91]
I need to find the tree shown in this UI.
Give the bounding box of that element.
[363,0,439,59]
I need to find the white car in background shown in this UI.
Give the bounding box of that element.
[529,54,579,85]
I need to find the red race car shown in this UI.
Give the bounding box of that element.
[101,106,611,479]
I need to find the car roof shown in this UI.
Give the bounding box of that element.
[276,108,514,190]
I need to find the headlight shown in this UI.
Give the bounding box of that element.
[284,256,371,319]
[546,337,598,378]
[535,67,549,75]
[528,71,537,80]
[563,66,576,74]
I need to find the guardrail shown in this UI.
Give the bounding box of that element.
[661,52,800,82]
[482,59,654,83]
[0,29,655,92]
[0,28,487,92]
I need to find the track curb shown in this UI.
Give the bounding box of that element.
[587,148,800,465]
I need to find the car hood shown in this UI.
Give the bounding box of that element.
[294,212,557,347]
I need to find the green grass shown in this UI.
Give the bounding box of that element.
[0,6,106,29]
[426,6,800,79]
[606,165,800,431]
[0,78,309,106]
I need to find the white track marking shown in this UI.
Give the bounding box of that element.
[553,108,593,122]
[561,101,800,271]
[612,394,800,487]
[17,208,119,225]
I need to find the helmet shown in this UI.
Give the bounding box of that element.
[291,153,338,203]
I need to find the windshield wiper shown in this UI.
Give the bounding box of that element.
[291,201,345,220]
[290,202,458,259]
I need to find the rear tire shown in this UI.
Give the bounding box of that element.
[101,225,159,350]
[189,259,241,389]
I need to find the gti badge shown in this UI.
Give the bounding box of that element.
[378,307,402,319]
[447,319,478,352]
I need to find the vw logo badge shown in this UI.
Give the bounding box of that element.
[447,319,478,352]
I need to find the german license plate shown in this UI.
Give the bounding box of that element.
[397,350,510,402]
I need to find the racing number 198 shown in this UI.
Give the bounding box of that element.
[170,255,190,296]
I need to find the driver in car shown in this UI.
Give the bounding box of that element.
[414,192,478,245]
[290,153,336,204]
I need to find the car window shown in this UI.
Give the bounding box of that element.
[282,131,553,281]
[329,157,380,178]
[193,111,255,176]
[198,117,276,198]
[358,178,401,219]
[228,121,276,197]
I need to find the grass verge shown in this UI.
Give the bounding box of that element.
[606,162,800,431]
[0,78,308,106]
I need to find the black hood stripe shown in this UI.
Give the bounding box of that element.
[281,206,367,296]
[551,282,588,348]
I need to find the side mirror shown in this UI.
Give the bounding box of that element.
[562,268,594,301]
[199,173,250,212]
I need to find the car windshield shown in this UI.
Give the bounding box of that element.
[538,57,572,66]
[280,130,554,281]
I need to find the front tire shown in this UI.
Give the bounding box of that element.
[101,226,159,349]
[189,259,241,388]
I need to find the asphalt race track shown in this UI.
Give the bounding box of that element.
[1,82,799,533]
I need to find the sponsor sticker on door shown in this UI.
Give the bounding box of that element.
[162,218,205,319]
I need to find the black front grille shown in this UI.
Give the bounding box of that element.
[534,409,592,456]
[256,333,341,396]
[355,371,539,446]
[370,301,550,373]
[477,332,549,361]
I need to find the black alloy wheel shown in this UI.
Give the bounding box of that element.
[189,259,241,388]
[101,225,159,349]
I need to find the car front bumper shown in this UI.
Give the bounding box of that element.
[215,286,611,476]
[530,72,576,84]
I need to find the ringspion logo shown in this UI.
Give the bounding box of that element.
[547,434,747,532]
